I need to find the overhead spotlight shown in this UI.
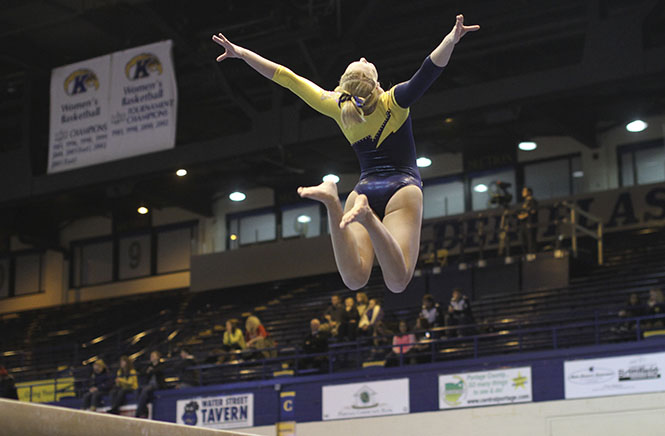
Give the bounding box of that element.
[474,184,488,193]
[229,191,246,202]
[444,117,454,124]
[416,157,432,168]
[176,169,187,177]
[137,206,149,215]
[322,174,340,184]
[518,141,537,151]
[626,120,647,133]
[297,214,312,224]
[229,234,238,241]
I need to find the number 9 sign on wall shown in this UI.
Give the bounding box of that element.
[48,40,177,174]
[118,234,152,280]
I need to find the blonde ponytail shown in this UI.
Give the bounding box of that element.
[335,72,379,129]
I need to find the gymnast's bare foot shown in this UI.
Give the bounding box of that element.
[297,180,340,207]
[340,194,373,229]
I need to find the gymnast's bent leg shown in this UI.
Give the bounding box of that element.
[341,185,422,293]
[298,181,374,290]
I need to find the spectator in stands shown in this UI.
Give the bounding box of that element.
[323,294,345,336]
[355,292,369,318]
[615,293,645,333]
[445,288,474,337]
[387,320,417,366]
[369,321,392,360]
[0,365,18,400]
[517,186,539,256]
[412,317,433,363]
[339,296,360,340]
[108,356,138,415]
[135,351,165,419]
[646,288,665,329]
[420,294,441,327]
[358,297,384,335]
[81,359,113,411]
[220,319,246,363]
[245,315,275,359]
[174,348,199,388]
[301,318,330,372]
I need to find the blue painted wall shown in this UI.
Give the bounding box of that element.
[56,338,665,426]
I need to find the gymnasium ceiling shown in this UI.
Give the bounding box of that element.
[1,0,664,247]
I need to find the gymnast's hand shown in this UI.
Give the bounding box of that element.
[450,14,480,44]
[212,33,243,62]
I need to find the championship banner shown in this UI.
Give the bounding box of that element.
[322,378,409,421]
[48,40,176,174]
[176,393,253,430]
[108,40,177,159]
[564,352,665,399]
[48,54,111,173]
[439,366,532,409]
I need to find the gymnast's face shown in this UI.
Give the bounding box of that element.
[345,57,378,82]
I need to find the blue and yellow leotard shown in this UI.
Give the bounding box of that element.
[272,57,444,219]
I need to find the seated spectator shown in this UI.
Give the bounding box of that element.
[358,298,383,335]
[108,356,138,415]
[135,351,165,419]
[355,292,369,318]
[646,288,665,329]
[445,288,474,337]
[81,359,113,411]
[0,365,18,400]
[411,317,433,363]
[369,321,392,360]
[220,319,246,362]
[245,315,275,359]
[174,348,199,388]
[338,296,359,341]
[613,293,645,333]
[323,294,345,336]
[387,320,417,366]
[300,318,330,372]
[420,294,441,327]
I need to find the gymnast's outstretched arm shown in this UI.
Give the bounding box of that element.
[212,33,338,118]
[212,33,279,79]
[394,14,479,108]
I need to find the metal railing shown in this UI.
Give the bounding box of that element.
[17,312,665,398]
[560,201,604,265]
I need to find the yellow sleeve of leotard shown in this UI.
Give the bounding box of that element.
[272,67,341,120]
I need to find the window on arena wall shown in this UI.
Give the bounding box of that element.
[470,167,516,211]
[523,155,583,200]
[0,256,9,298]
[70,222,197,287]
[423,178,465,219]
[281,203,321,239]
[227,211,277,247]
[619,140,665,187]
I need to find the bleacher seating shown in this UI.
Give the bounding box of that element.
[3,227,665,389]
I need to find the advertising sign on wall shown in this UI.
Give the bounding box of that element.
[564,352,665,399]
[176,393,253,430]
[439,366,533,409]
[322,378,409,421]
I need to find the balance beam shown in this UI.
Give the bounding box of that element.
[0,398,259,436]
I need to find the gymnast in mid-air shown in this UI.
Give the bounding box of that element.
[213,14,479,293]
